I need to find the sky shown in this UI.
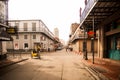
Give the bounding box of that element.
[8,0,85,42]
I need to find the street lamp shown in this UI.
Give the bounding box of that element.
[83,27,88,60]
[81,25,88,60]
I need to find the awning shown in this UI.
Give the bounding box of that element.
[0,30,13,41]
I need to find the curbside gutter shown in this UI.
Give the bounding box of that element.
[85,66,110,80]
[0,58,29,69]
[82,61,110,80]
[85,67,100,80]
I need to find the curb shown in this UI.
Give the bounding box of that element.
[85,66,110,80]
[85,67,100,80]
[0,58,29,69]
[82,60,110,80]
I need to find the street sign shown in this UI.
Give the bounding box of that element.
[6,27,18,35]
[87,31,95,38]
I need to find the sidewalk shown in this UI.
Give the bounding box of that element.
[82,57,120,80]
[0,57,29,68]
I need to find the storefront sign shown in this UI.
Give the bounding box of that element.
[6,27,17,34]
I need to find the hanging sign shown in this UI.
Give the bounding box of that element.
[6,27,18,34]
[87,31,95,38]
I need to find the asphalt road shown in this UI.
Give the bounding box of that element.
[0,49,96,80]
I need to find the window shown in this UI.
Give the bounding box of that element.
[24,35,28,39]
[33,35,36,39]
[8,23,11,26]
[117,38,120,50]
[24,43,28,49]
[14,43,19,49]
[15,23,19,31]
[40,36,46,41]
[16,35,19,39]
[24,23,27,31]
[32,23,36,31]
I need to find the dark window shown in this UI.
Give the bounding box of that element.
[24,43,28,48]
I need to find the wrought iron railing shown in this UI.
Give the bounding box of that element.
[80,0,98,23]
[71,32,98,42]
[18,27,55,41]
[70,33,88,42]
[70,0,98,42]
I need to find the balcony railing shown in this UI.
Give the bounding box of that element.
[18,27,55,40]
[70,33,88,42]
[70,32,98,42]
[70,0,98,42]
[80,0,98,23]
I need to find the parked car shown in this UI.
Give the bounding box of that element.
[56,47,63,50]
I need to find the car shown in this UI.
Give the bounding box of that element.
[56,47,63,50]
[31,50,40,59]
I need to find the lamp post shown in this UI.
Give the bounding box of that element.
[92,16,95,64]
[83,26,88,60]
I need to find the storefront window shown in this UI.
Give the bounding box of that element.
[117,38,120,50]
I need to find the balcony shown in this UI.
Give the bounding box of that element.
[80,0,97,24]
[81,0,120,27]
[70,0,120,43]
[70,31,99,42]
[18,27,55,41]
[70,33,88,42]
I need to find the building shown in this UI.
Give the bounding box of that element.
[69,23,98,54]
[70,0,120,60]
[7,20,59,52]
[54,27,59,38]
[70,23,79,35]
[0,0,12,60]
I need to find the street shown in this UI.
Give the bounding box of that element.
[0,50,96,80]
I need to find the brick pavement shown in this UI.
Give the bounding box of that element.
[82,58,120,80]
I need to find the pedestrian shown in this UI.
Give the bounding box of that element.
[66,46,69,52]
[66,47,67,52]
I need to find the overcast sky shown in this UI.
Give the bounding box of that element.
[8,0,85,42]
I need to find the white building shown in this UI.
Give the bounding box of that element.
[54,27,59,38]
[7,20,59,52]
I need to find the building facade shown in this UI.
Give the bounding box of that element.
[0,0,12,60]
[70,23,79,35]
[70,0,120,60]
[69,24,98,54]
[54,27,59,38]
[7,20,59,52]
